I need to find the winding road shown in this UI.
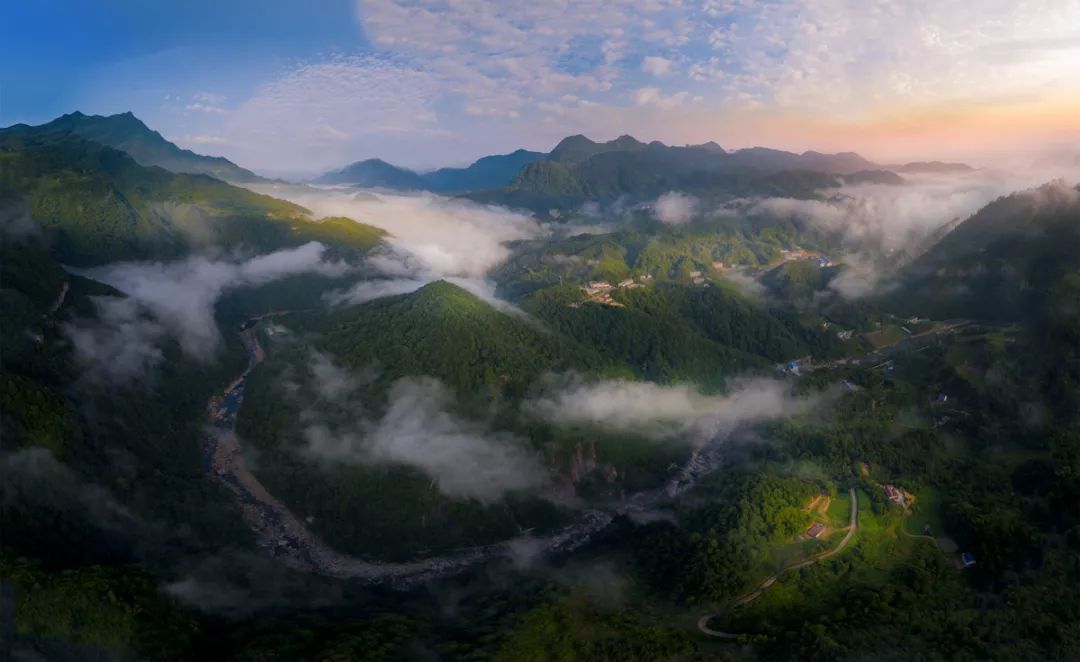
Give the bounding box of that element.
[203,316,739,587]
[698,488,859,639]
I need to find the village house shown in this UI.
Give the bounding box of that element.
[807,522,826,539]
[584,280,613,295]
[884,484,906,507]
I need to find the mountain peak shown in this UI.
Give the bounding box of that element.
[313,157,426,188]
[29,110,260,182]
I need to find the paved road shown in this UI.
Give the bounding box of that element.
[698,488,859,639]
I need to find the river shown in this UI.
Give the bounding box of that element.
[203,315,735,587]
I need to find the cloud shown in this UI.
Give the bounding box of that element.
[632,87,688,109]
[109,0,1080,174]
[302,376,550,502]
[223,55,445,173]
[246,184,543,311]
[0,197,41,239]
[720,269,768,299]
[68,243,349,376]
[63,297,167,383]
[652,191,698,224]
[252,185,540,279]
[641,56,674,77]
[734,168,1058,298]
[1,448,138,535]
[164,550,344,616]
[185,103,225,114]
[527,375,819,442]
[182,134,227,145]
[309,350,367,401]
[324,277,429,306]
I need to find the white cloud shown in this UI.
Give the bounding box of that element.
[153,0,1080,172]
[223,56,444,173]
[247,184,541,280]
[303,376,550,501]
[632,87,687,109]
[185,103,225,114]
[641,55,674,77]
[527,375,819,442]
[69,243,350,372]
[652,191,698,224]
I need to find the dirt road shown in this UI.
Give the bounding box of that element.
[698,488,859,639]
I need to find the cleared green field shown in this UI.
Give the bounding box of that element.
[865,324,908,349]
[826,490,852,527]
[904,486,946,537]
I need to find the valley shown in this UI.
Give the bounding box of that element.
[1,106,1078,660]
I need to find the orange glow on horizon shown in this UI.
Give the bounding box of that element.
[704,96,1080,165]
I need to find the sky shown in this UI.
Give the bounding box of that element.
[4,0,1080,176]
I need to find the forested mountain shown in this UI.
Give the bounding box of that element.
[311,157,430,188]
[891,160,975,174]
[423,148,545,191]
[469,135,894,210]
[887,181,1080,320]
[23,111,263,182]
[313,134,883,203]
[318,280,614,399]
[0,128,382,264]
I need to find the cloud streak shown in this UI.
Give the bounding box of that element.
[527,375,820,442]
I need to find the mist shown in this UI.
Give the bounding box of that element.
[298,354,550,502]
[723,167,1077,298]
[63,297,168,383]
[527,374,821,442]
[252,183,540,274]
[66,242,348,381]
[0,197,40,239]
[652,191,699,224]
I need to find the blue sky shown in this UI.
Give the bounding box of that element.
[4,1,1079,176]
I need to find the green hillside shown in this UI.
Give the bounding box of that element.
[0,130,383,264]
[318,280,615,400]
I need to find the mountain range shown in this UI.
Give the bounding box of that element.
[313,134,894,204]
[312,148,545,192]
[17,111,264,182]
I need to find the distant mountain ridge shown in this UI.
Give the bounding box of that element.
[314,134,881,200]
[466,135,893,210]
[18,111,264,183]
[890,161,975,174]
[313,149,545,192]
[313,158,430,189]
